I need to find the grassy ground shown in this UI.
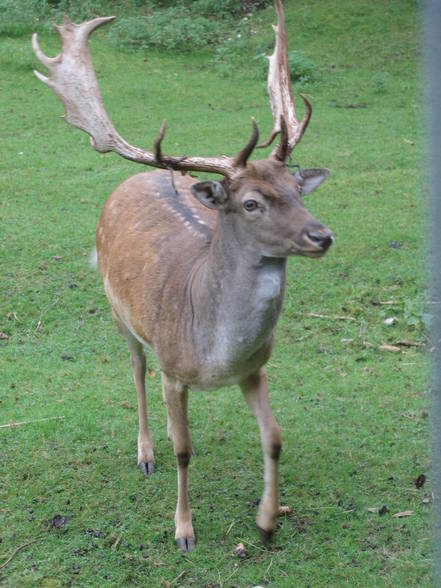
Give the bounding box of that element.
[0,0,431,586]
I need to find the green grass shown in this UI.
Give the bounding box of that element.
[0,0,431,586]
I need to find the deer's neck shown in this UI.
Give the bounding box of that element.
[189,213,286,369]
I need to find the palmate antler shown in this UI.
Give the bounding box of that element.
[32,16,259,179]
[32,1,308,174]
[259,0,312,161]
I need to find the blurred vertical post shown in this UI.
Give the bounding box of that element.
[425,0,441,578]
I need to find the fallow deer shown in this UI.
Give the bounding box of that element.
[32,0,333,552]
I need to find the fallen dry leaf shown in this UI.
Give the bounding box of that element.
[234,542,248,559]
[45,514,70,529]
[415,474,426,489]
[392,510,413,518]
[367,507,378,513]
[379,343,401,353]
[279,505,292,516]
[384,317,398,326]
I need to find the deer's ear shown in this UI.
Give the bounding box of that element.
[294,168,330,195]
[191,181,229,210]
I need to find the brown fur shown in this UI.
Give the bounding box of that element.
[95,161,332,549]
[32,1,333,553]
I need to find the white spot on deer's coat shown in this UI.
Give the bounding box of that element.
[158,198,204,238]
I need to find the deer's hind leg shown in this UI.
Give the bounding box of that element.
[112,309,155,475]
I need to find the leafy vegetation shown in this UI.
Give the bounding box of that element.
[0,0,269,38]
[107,12,222,52]
[252,49,315,81]
[0,0,292,79]
[0,0,429,586]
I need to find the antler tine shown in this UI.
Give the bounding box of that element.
[258,0,311,161]
[154,120,167,163]
[32,16,248,178]
[256,128,279,150]
[233,117,259,168]
[55,14,116,41]
[32,36,59,74]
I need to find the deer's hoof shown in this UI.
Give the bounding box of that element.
[175,536,195,553]
[257,525,273,546]
[139,461,155,476]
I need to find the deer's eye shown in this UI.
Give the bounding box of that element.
[243,199,258,212]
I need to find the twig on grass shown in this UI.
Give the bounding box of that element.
[377,300,399,305]
[225,520,235,535]
[0,539,38,571]
[0,416,65,429]
[362,341,376,349]
[379,343,401,353]
[170,570,186,586]
[223,564,239,585]
[239,538,274,554]
[395,340,424,348]
[265,556,274,580]
[306,312,356,322]
[34,297,60,336]
[111,535,122,550]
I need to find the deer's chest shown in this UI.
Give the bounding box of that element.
[155,258,286,390]
[228,269,282,342]
[200,266,285,381]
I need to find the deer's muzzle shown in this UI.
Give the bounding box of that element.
[298,224,334,256]
[305,227,334,251]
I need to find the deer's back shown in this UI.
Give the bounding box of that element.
[96,170,215,356]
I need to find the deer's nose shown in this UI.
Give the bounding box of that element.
[306,228,334,251]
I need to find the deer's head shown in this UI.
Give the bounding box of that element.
[191,160,332,259]
[32,1,333,259]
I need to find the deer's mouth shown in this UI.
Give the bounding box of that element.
[298,249,330,258]
[290,230,334,257]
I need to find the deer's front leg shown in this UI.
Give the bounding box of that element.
[240,367,281,543]
[161,372,195,552]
